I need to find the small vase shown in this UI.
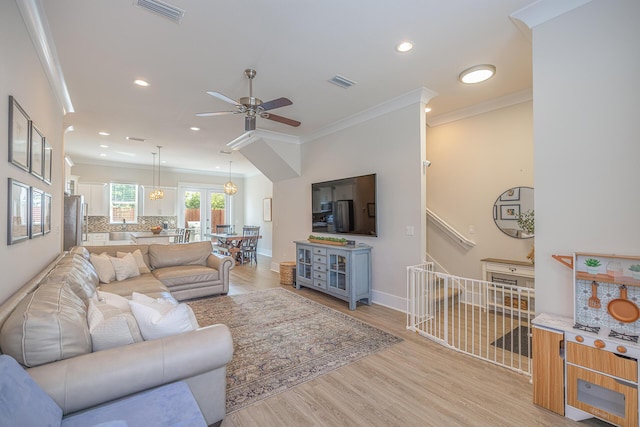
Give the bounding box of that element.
[587,266,600,275]
[632,271,640,280]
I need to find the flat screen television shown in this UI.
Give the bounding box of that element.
[311,173,377,237]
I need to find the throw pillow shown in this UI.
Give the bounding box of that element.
[93,291,131,312]
[117,249,151,274]
[87,299,143,351]
[128,297,199,341]
[109,253,140,281]
[90,253,116,284]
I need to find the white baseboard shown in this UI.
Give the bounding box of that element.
[371,289,406,313]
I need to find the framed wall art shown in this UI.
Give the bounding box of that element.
[500,187,520,201]
[30,123,44,179]
[8,178,30,244]
[500,204,520,220]
[8,96,30,172]
[43,193,52,234]
[263,197,272,222]
[31,187,44,238]
[43,142,52,184]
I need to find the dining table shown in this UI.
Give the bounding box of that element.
[205,233,262,262]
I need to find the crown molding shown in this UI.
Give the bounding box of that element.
[16,0,74,114]
[427,88,532,127]
[510,0,592,30]
[302,87,438,144]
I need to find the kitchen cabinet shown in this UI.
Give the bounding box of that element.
[77,183,107,216]
[143,187,176,216]
[295,241,371,310]
[482,258,535,315]
[82,233,108,246]
[532,324,565,415]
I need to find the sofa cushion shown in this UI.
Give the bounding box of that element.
[98,274,170,299]
[109,253,141,281]
[69,245,90,260]
[87,299,143,351]
[95,291,132,311]
[60,381,206,427]
[152,265,220,288]
[0,281,91,367]
[149,241,212,269]
[45,256,99,303]
[118,249,151,274]
[90,253,117,284]
[0,355,63,427]
[128,294,199,341]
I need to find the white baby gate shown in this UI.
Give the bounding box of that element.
[406,263,533,376]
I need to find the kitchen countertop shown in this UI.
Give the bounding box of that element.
[130,231,182,238]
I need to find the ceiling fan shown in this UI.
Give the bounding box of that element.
[196,69,301,131]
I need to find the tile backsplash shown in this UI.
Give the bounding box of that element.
[87,216,178,233]
[575,279,640,335]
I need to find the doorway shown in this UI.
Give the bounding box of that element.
[178,185,229,242]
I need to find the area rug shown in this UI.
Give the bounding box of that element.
[187,288,402,413]
[491,325,531,358]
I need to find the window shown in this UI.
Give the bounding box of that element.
[110,183,138,223]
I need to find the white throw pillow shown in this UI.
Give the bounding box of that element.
[109,253,140,281]
[87,299,143,351]
[90,253,116,284]
[128,297,199,341]
[93,291,131,312]
[117,249,151,274]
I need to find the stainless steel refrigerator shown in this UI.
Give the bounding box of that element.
[334,200,354,232]
[64,195,87,250]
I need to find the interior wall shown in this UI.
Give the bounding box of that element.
[426,101,533,279]
[0,1,64,302]
[244,174,273,257]
[272,102,425,310]
[533,0,640,317]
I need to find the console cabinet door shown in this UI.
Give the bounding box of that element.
[296,246,312,286]
[327,250,348,297]
[532,326,565,415]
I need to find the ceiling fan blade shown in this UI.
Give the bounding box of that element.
[245,116,256,131]
[260,97,293,111]
[264,113,301,127]
[206,91,240,106]
[195,111,238,117]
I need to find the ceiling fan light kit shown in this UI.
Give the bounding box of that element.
[197,69,301,132]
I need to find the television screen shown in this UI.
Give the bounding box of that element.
[311,173,377,237]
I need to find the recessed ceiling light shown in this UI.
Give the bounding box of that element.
[134,79,150,87]
[126,136,146,142]
[459,64,496,84]
[98,131,110,136]
[99,153,107,157]
[424,107,432,113]
[190,127,200,131]
[395,41,413,53]
[99,144,109,148]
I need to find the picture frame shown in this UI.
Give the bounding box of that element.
[367,202,376,218]
[263,197,272,222]
[43,142,52,184]
[31,187,44,238]
[500,204,520,220]
[8,178,30,244]
[8,96,30,172]
[43,193,52,234]
[30,123,44,179]
[500,187,520,201]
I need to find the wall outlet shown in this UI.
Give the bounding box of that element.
[405,226,415,236]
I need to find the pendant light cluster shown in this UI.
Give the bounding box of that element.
[223,160,237,195]
[149,145,164,200]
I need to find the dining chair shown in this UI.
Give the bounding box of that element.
[174,228,187,243]
[230,226,259,265]
[215,224,232,233]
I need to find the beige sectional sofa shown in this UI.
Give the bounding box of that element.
[0,242,236,426]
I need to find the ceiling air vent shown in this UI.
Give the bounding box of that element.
[135,0,185,24]
[328,75,357,89]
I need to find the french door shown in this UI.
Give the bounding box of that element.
[178,185,228,242]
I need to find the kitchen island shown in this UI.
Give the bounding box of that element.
[130,231,182,245]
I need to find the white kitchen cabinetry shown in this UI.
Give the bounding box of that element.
[82,233,108,246]
[143,187,176,216]
[77,183,107,216]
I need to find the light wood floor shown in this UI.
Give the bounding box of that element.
[220,255,606,427]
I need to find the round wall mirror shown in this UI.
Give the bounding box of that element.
[493,186,534,239]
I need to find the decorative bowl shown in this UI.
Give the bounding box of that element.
[150,227,162,235]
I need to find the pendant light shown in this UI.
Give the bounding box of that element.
[223,160,238,195]
[155,146,164,200]
[149,146,164,200]
[149,151,158,200]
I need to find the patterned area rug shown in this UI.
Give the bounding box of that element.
[187,288,402,414]
[491,325,532,358]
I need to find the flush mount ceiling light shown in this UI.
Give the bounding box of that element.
[395,41,413,53]
[134,79,150,87]
[459,64,496,84]
[223,160,238,196]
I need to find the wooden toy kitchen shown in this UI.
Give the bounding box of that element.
[533,253,640,427]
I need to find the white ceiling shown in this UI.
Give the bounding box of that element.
[39,0,533,177]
